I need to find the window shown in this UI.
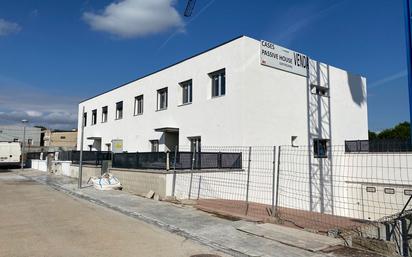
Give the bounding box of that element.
[116,101,123,120]
[366,187,376,193]
[91,109,97,125]
[313,139,329,158]
[311,85,329,97]
[189,137,201,153]
[13,138,18,142]
[134,95,144,115]
[102,106,108,123]
[27,139,32,145]
[150,140,159,152]
[404,189,412,196]
[210,69,225,97]
[384,188,395,194]
[157,88,168,110]
[83,112,87,127]
[60,136,66,139]
[180,80,192,104]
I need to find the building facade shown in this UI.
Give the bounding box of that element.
[0,125,42,147]
[43,130,77,149]
[77,36,368,152]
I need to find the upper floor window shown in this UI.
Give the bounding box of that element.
[157,87,168,110]
[180,80,192,104]
[313,139,329,158]
[102,106,108,123]
[116,101,123,120]
[91,109,97,125]
[83,112,87,127]
[210,69,225,97]
[134,95,144,115]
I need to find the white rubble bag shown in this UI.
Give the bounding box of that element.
[87,172,122,190]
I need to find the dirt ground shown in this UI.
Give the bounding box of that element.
[0,171,226,257]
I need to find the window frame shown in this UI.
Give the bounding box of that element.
[209,69,226,98]
[134,94,144,116]
[157,87,168,111]
[83,112,87,127]
[115,101,123,120]
[91,109,97,125]
[101,106,108,123]
[150,140,159,152]
[313,138,329,158]
[180,79,193,105]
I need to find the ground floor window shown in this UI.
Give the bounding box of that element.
[150,140,159,152]
[188,136,201,153]
[313,138,329,158]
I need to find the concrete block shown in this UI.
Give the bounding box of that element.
[146,190,155,199]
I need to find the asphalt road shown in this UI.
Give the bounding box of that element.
[0,170,225,257]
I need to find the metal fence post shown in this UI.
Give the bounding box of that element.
[172,146,178,197]
[197,175,202,200]
[245,146,252,215]
[188,148,196,199]
[271,146,276,216]
[275,146,281,215]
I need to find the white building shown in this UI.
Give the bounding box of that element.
[77,35,368,152]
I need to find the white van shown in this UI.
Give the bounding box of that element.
[0,142,21,167]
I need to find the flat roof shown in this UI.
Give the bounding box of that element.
[80,35,246,104]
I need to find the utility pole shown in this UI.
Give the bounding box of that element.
[404,0,412,141]
[20,119,28,170]
[78,106,85,189]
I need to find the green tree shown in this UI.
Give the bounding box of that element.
[369,121,410,140]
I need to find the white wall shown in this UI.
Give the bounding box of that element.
[77,36,368,151]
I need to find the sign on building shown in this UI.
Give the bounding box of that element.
[260,40,309,77]
[111,139,123,153]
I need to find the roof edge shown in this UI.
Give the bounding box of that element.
[79,35,247,104]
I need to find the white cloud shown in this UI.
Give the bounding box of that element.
[0,19,21,36]
[83,0,184,38]
[26,110,43,117]
[0,75,81,130]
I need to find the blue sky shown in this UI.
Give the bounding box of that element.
[0,0,408,131]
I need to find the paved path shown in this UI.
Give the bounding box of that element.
[15,169,332,257]
[0,171,226,257]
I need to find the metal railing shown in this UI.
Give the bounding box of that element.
[111,151,242,170]
[71,151,111,166]
[345,139,412,152]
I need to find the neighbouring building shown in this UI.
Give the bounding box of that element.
[0,125,42,147]
[43,129,77,149]
[77,35,368,152]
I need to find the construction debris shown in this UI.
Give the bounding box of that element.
[87,173,122,190]
[145,190,155,199]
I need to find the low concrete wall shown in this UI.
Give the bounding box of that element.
[69,164,102,184]
[109,168,167,198]
[50,161,71,176]
[31,160,47,172]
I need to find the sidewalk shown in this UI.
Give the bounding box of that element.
[18,169,348,257]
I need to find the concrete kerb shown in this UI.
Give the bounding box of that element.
[17,171,249,257]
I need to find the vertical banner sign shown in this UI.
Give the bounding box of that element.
[260,40,309,77]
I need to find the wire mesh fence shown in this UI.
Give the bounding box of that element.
[173,146,275,219]
[277,145,412,233]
